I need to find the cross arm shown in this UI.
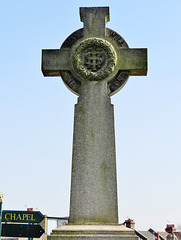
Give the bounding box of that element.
[42,49,71,76]
[117,48,147,75]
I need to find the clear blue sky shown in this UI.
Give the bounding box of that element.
[1,0,181,232]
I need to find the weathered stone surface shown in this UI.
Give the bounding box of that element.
[69,80,117,224]
[42,49,70,76]
[80,7,109,38]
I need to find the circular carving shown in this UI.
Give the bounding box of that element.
[71,38,117,81]
[60,28,129,95]
[84,48,105,72]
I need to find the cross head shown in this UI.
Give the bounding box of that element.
[42,7,147,96]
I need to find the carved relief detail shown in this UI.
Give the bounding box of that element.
[60,28,130,95]
[71,38,117,81]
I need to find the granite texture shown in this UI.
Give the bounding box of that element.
[69,80,118,224]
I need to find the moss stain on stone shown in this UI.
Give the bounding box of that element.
[100,162,109,183]
[79,106,85,116]
[91,131,95,141]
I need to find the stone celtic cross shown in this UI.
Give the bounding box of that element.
[42,6,147,227]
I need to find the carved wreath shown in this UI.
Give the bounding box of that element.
[71,38,117,81]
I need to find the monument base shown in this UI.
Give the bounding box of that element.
[48,224,138,240]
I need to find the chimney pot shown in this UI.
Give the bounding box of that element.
[124,219,135,229]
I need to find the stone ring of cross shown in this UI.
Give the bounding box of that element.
[42,7,147,96]
[60,28,130,96]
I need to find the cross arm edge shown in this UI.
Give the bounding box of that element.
[79,7,110,23]
[117,48,148,76]
[41,49,71,77]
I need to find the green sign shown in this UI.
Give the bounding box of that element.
[2,210,45,223]
[1,223,45,238]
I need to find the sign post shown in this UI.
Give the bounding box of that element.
[1,210,45,238]
[27,208,34,240]
[2,210,45,223]
[1,224,44,238]
[0,193,3,240]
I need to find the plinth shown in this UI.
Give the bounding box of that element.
[49,225,138,240]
